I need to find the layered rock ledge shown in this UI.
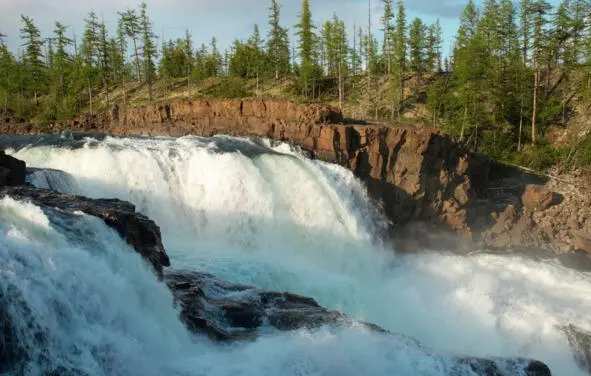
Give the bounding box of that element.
[2,99,589,255]
[0,186,170,278]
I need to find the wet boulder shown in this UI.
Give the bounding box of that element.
[0,150,26,186]
[0,186,170,278]
[166,270,551,376]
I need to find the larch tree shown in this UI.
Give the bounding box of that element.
[530,0,551,145]
[140,2,158,102]
[20,15,45,105]
[394,0,407,120]
[381,0,395,74]
[0,34,17,111]
[409,18,427,74]
[295,0,316,98]
[268,0,290,79]
[51,22,73,101]
[118,9,142,82]
[184,29,194,98]
[97,18,112,106]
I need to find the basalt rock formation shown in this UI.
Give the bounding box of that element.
[0,186,170,278]
[0,100,491,243]
[165,270,551,376]
[1,99,589,255]
[0,150,26,186]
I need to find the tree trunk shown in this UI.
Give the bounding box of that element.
[518,96,524,152]
[460,104,468,143]
[187,71,191,100]
[474,122,479,152]
[532,70,539,145]
[104,76,110,107]
[88,80,93,116]
[132,36,141,82]
[398,69,404,121]
[338,61,343,110]
[147,74,153,103]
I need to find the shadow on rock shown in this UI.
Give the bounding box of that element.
[166,270,552,376]
[561,324,591,374]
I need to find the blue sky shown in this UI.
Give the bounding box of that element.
[0,0,561,59]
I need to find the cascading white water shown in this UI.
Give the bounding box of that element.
[1,195,484,376]
[5,135,591,375]
[0,197,194,375]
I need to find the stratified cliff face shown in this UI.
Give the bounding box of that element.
[6,100,487,242]
[2,99,590,254]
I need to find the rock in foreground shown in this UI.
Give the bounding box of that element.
[166,270,551,376]
[0,185,170,277]
[0,150,26,186]
[561,324,591,373]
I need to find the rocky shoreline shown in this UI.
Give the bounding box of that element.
[1,99,590,256]
[0,124,557,376]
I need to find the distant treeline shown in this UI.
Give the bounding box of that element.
[2,0,591,170]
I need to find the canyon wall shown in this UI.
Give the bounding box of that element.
[1,99,589,254]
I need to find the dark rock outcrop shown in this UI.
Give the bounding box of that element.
[561,324,591,374]
[165,270,378,340]
[166,270,551,376]
[0,186,170,277]
[0,150,26,186]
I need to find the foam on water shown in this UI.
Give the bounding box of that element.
[8,135,591,375]
[0,198,493,376]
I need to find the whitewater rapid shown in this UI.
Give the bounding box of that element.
[4,134,591,375]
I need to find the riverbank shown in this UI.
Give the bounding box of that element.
[2,99,590,256]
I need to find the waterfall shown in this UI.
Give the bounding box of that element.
[3,134,591,375]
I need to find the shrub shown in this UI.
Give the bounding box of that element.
[515,140,567,171]
[203,78,253,99]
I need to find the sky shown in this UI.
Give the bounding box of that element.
[0,0,560,59]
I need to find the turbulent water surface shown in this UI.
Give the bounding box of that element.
[2,134,591,375]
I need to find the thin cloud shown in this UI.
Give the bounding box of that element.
[0,0,467,53]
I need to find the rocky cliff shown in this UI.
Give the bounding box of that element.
[1,99,590,255]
